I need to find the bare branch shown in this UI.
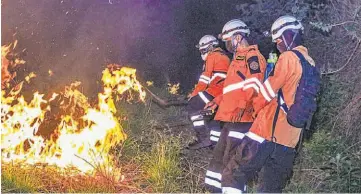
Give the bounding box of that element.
[330,21,358,27]
[322,40,361,75]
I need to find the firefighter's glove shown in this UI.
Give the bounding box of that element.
[187,93,194,101]
[204,101,218,110]
[231,108,245,123]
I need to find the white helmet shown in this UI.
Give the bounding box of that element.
[219,19,250,41]
[196,35,219,61]
[271,15,304,42]
[196,35,219,50]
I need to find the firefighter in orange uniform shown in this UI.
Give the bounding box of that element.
[186,35,230,150]
[221,15,320,193]
[203,19,266,192]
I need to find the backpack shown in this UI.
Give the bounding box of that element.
[286,50,321,128]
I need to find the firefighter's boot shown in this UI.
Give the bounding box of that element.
[187,128,212,150]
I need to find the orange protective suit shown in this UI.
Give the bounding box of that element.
[213,45,266,122]
[191,48,230,98]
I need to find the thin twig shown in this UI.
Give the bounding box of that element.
[74,154,97,170]
[154,122,191,129]
[340,141,361,155]
[330,21,358,27]
[322,40,361,75]
[298,168,324,171]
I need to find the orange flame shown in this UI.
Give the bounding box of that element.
[167,83,180,95]
[1,50,146,175]
[1,42,26,89]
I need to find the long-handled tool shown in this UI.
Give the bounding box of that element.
[142,85,188,108]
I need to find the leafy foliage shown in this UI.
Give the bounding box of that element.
[309,21,333,33]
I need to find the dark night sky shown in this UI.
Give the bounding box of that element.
[1,0,276,95]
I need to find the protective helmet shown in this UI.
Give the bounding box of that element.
[271,15,304,42]
[196,35,219,61]
[219,19,250,41]
[196,35,219,50]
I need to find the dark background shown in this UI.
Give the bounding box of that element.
[1,0,282,95]
[2,0,359,97]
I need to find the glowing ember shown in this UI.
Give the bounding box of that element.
[146,81,154,86]
[1,48,146,175]
[167,83,180,95]
[48,69,54,76]
[25,72,36,83]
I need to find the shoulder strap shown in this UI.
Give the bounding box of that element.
[290,50,307,66]
[271,89,288,142]
[271,91,281,142]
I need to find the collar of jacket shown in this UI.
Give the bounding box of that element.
[234,45,258,59]
[208,47,224,57]
[213,47,223,52]
[210,47,223,54]
[235,44,258,55]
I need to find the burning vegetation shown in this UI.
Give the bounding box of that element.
[1,40,26,89]
[1,43,146,178]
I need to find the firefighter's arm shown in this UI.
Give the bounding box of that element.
[230,54,264,109]
[190,55,215,97]
[209,56,229,85]
[230,56,264,122]
[251,54,290,113]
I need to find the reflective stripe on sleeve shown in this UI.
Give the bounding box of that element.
[223,77,272,102]
[264,79,276,98]
[210,72,227,82]
[199,78,209,84]
[200,75,211,81]
[198,92,210,103]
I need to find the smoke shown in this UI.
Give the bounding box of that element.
[2,0,185,95]
[2,0,262,95]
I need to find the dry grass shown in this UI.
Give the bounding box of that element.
[142,132,182,192]
[1,163,114,193]
[1,161,149,193]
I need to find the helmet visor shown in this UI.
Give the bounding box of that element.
[196,40,218,49]
[199,47,209,55]
[272,21,300,36]
[219,26,248,40]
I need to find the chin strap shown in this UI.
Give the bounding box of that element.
[231,35,244,58]
[282,30,299,50]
